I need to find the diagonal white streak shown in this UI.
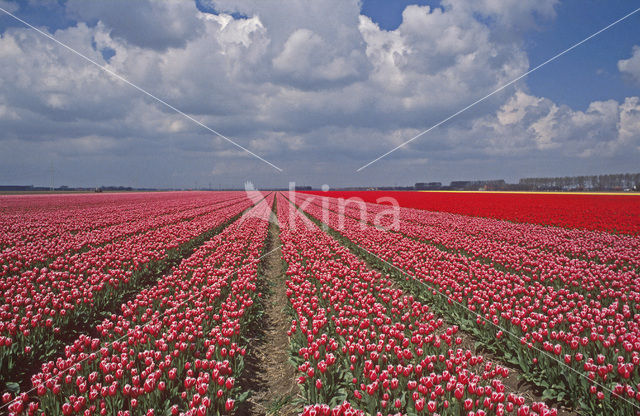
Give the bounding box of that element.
[0,6,283,172]
[356,241,640,411]
[292,193,640,411]
[356,7,640,172]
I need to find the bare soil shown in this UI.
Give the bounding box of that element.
[238,212,300,416]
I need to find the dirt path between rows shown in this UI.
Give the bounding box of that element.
[239,209,300,416]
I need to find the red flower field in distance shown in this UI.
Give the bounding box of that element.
[302,191,640,235]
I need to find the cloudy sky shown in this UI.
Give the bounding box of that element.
[0,0,639,189]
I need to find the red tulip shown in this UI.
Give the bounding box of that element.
[225,398,235,411]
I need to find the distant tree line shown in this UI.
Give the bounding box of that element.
[519,173,640,191]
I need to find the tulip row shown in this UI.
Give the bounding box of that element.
[276,194,555,415]
[299,191,640,236]
[300,194,640,331]
[4,194,274,415]
[301,192,640,271]
[0,192,247,276]
[0,193,174,249]
[302,192,640,355]
[0,193,257,391]
[292,193,640,415]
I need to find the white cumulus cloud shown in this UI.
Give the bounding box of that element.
[619,45,640,85]
[0,0,638,188]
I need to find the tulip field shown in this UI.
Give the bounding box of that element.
[0,190,639,415]
[301,191,640,235]
[291,191,640,415]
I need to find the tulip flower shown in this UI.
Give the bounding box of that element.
[14,195,275,414]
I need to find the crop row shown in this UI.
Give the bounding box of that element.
[276,194,555,416]
[298,191,640,235]
[0,192,216,248]
[4,194,274,415]
[301,194,640,314]
[1,192,247,275]
[302,193,640,271]
[0,193,256,390]
[293,193,640,415]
